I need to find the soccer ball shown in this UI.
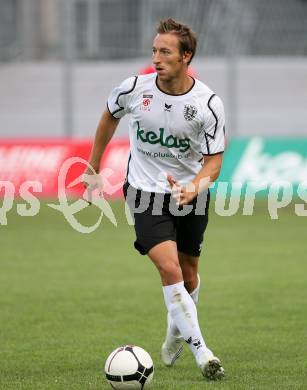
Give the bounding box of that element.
[104,345,154,389]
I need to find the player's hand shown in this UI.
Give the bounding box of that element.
[83,167,103,205]
[167,174,197,206]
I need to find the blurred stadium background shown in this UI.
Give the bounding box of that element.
[0,0,307,139]
[1,1,307,389]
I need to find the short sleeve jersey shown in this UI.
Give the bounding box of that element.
[107,73,225,193]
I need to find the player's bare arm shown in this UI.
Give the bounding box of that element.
[167,153,223,205]
[83,109,120,184]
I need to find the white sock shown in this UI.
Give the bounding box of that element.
[162,281,211,363]
[168,274,200,337]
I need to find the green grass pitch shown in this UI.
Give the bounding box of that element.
[0,199,306,389]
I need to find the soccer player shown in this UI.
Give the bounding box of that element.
[84,18,225,380]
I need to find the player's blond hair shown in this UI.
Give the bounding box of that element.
[156,18,197,65]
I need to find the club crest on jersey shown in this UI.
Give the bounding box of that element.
[183,104,197,121]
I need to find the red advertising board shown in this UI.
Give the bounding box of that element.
[0,138,130,198]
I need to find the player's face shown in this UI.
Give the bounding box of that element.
[152,33,190,81]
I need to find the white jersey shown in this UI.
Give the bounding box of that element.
[107,73,225,193]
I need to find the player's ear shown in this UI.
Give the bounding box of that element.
[182,51,192,65]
